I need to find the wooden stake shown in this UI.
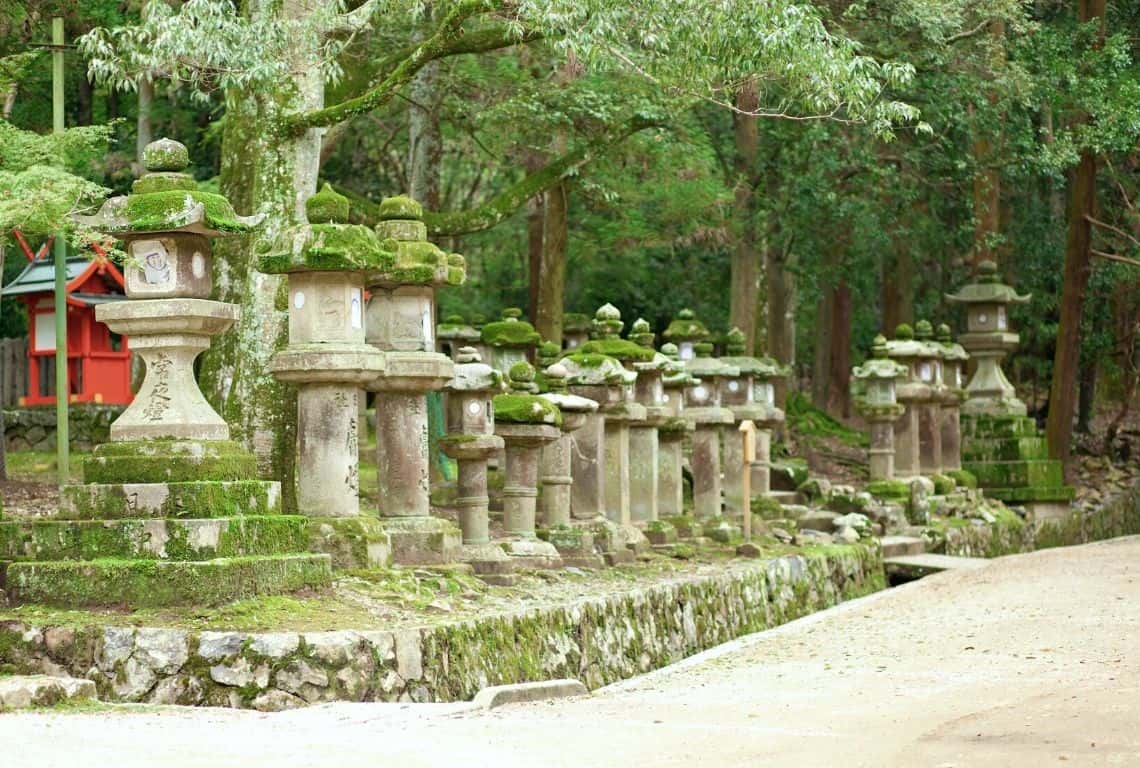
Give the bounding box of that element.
[739,420,756,541]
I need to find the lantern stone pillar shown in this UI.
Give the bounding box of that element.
[885,324,931,479]
[852,335,908,482]
[625,319,671,524]
[7,138,332,608]
[438,347,513,580]
[365,195,465,564]
[936,324,968,473]
[494,362,563,568]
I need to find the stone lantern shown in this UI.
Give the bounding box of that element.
[884,324,932,479]
[936,324,969,473]
[913,320,946,475]
[17,138,332,607]
[438,347,512,580]
[493,362,564,567]
[365,195,465,564]
[947,262,1073,518]
[259,185,386,514]
[719,327,787,510]
[557,348,639,563]
[663,308,706,362]
[436,315,480,361]
[576,305,652,547]
[657,343,696,523]
[562,312,591,350]
[536,341,563,372]
[625,318,672,525]
[685,341,740,522]
[944,260,1030,416]
[851,335,909,481]
[538,364,603,567]
[480,308,541,374]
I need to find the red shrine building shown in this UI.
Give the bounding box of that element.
[2,244,132,406]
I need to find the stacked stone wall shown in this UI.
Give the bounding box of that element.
[3,406,124,452]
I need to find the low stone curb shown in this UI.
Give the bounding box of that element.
[473,679,587,709]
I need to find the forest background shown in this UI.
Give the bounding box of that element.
[1,0,1137,488]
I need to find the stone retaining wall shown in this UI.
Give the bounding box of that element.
[0,544,883,710]
[3,405,124,452]
[935,480,1140,558]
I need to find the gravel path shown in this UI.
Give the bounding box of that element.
[6,537,1140,768]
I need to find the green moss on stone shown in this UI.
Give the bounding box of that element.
[123,190,249,233]
[577,338,656,363]
[492,394,562,426]
[866,479,910,500]
[378,195,423,221]
[306,184,349,224]
[481,320,541,348]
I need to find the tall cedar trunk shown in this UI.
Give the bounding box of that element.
[525,153,545,324]
[136,76,153,169]
[811,281,835,411]
[1077,356,1096,433]
[198,0,326,512]
[1045,0,1106,469]
[729,82,760,352]
[969,20,1006,270]
[882,230,915,333]
[766,245,796,405]
[828,281,852,418]
[0,242,6,480]
[535,182,568,346]
[408,4,441,211]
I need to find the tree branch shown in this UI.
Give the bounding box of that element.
[1087,215,1140,249]
[1091,249,1140,269]
[285,1,536,133]
[422,115,663,236]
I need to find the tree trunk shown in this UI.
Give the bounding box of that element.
[198,0,326,512]
[828,281,852,419]
[525,153,545,324]
[882,233,915,334]
[407,5,441,211]
[766,245,796,405]
[1045,0,1106,470]
[1076,355,1096,434]
[534,182,568,346]
[811,281,835,411]
[0,242,6,480]
[136,76,154,169]
[729,81,760,352]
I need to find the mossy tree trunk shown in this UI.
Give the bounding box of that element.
[729,81,761,354]
[1046,0,1106,473]
[766,243,796,406]
[199,0,326,512]
[535,181,568,346]
[408,3,442,212]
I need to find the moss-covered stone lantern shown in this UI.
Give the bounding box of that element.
[480,308,541,374]
[561,312,592,350]
[439,347,512,580]
[364,195,464,564]
[718,327,788,510]
[538,363,603,567]
[436,314,480,361]
[259,186,388,535]
[9,138,332,607]
[936,324,969,473]
[852,335,909,481]
[623,318,673,528]
[662,308,707,362]
[883,323,932,479]
[682,335,740,522]
[657,343,696,525]
[493,362,563,568]
[913,319,947,474]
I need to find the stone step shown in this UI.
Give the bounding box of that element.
[0,675,97,712]
[966,458,1065,489]
[61,480,281,520]
[84,440,259,484]
[884,553,989,581]
[879,535,925,558]
[982,485,1076,503]
[0,516,310,562]
[767,491,798,505]
[5,553,332,608]
[797,510,838,532]
[962,436,1049,462]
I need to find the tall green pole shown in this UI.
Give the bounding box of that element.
[52,16,69,486]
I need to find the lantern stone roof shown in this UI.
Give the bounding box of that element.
[438,315,481,342]
[557,351,636,386]
[936,324,969,362]
[447,347,502,392]
[852,335,909,381]
[685,341,739,379]
[260,186,395,274]
[366,195,465,287]
[493,362,562,426]
[74,138,261,239]
[540,363,599,413]
[562,312,591,333]
[481,308,542,349]
[662,308,710,343]
[945,260,1031,305]
[719,327,787,379]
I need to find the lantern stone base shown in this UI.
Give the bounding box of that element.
[458,543,516,584]
[304,516,391,570]
[962,414,1074,511]
[538,526,605,569]
[500,537,563,569]
[4,554,332,608]
[379,516,463,565]
[62,479,280,519]
[643,519,678,546]
[84,440,259,485]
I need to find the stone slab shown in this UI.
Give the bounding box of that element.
[0,675,97,712]
[5,554,332,608]
[61,481,281,520]
[472,679,587,709]
[884,553,990,579]
[879,535,926,558]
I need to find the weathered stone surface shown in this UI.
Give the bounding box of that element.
[473,679,587,709]
[249,633,300,659]
[0,675,97,712]
[210,658,269,689]
[252,689,305,712]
